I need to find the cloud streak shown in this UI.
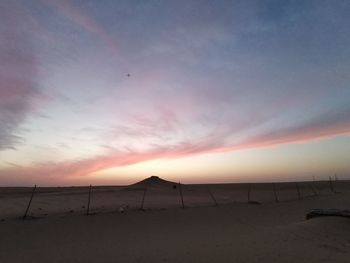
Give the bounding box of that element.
[1,103,349,183]
[1,1,350,184]
[0,2,42,150]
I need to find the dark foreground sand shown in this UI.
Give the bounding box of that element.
[0,184,350,263]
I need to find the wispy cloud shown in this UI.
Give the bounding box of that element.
[1,1,350,184]
[0,2,42,150]
[1,103,349,182]
[236,104,350,149]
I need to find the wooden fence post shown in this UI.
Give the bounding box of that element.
[312,179,319,195]
[247,184,251,203]
[309,183,318,196]
[296,182,301,200]
[86,185,92,215]
[329,176,335,193]
[273,183,279,203]
[208,188,218,206]
[23,185,37,219]
[140,188,147,210]
[178,182,185,209]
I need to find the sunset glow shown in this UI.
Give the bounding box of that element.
[1,0,350,186]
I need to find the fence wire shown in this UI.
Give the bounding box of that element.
[0,180,349,220]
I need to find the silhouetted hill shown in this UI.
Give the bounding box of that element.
[129,176,178,189]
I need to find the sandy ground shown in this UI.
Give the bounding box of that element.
[0,180,350,262]
[1,179,348,219]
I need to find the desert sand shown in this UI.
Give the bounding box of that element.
[0,177,349,262]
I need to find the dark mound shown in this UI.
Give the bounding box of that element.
[127,176,178,189]
[306,209,350,220]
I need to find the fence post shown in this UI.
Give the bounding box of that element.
[329,176,335,193]
[208,188,218,206]
[296,182,301,200]
[309,183,318,196]
[273,183,279,203]
[86,185,92,215]
[178,182,185,209]
[23,185,37,219]
[247,184,251,203]
[140,188,147,210]
[312,179,319,195]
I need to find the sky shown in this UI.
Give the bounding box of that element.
[0,0,350,186]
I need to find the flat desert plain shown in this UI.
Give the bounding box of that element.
[0,177,350,263]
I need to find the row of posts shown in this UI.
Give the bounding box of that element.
[22,176,339,219]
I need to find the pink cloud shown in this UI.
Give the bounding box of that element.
[1,1,350,186]
[2,106,349,184]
